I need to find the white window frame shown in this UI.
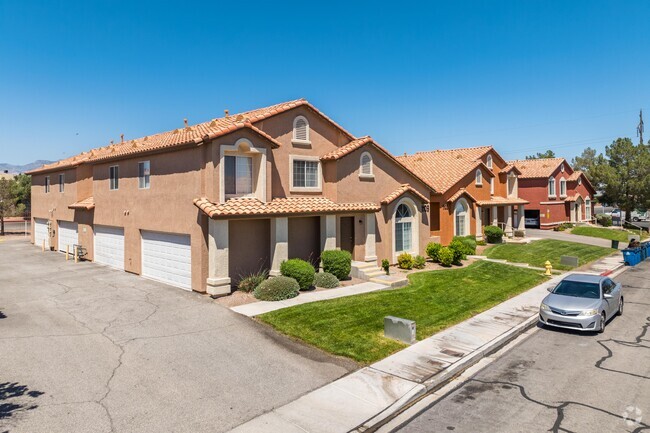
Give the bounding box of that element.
[559,178,567,198]
[45,176,50,193]
[292,116,311,146]
[359,151,374,179]
[585,197,591,220]
[578,177,582,185]
[486,154,493,169]
[138,161,151,190]
[289,155,322,192]
[561,164,565,173]
[392,197,419,261]
[548,177,556,198]
[454,198,470,237]
[58,173,65,193]
[109,165,119,191]
[219,138,267,203]
[475,169,483,185]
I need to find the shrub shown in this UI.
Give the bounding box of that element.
[313,272,339,288]
[321,250,352,280]
[413,255,426,269]
[554,222,574,232]
[484,225,504,244]
[381,259,390,275]
[438,246,454,267]
[452,235,477,256]
[514,230,525,238]
[476,239,487,246]
[237,269,268,293]
[597,214,612,227]
[397,252,414,270]
[253,276,300,301]
[280,258,315,291]
[448,239,466,265]
[426,242,442,262]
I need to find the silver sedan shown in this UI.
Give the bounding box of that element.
[539,273,623,333]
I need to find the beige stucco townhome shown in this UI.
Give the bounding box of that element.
[27,99,435,294]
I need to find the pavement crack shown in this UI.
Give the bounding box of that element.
[594,315,650,380]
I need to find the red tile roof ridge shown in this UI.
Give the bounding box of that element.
[381,184,429,205]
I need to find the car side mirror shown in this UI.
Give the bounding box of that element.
[603,293,613,299]
[547,286,554,293]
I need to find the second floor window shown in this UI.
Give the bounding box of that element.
[560,178,567,197]
[58,174,65,192]
[110,166,119,190]
[224,155,252,197]
[548,177,556,197]
[360,152,373,177]
[292,159,319,188]
[139,161,151,189]
[292,116,310,144]
[475,169,482,185]
[45,176,50,193]
[486,154,493,169]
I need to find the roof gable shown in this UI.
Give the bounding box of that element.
[509,158,569,179]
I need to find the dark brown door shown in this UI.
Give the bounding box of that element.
[340,217,355,254]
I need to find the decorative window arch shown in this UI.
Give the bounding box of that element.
[548,177,556,197]
[393,198,419,259]
[486,154,493,169]
[292,116,310,144]
[475,169,483,185]
[559,178,567,197]
[561,164,565,173]
[454,198,470,237]
[359,151,373,177]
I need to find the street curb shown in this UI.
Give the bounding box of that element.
[355,314,539,432]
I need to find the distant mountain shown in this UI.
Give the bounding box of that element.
[0,160,54,174]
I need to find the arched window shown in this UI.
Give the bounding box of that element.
[578,177,582,185]
[548,177,556,197]
[455,199,469,236]
[292,116,310,143]
[359,152,373,177]
[395,203,413,252]
[559,178,567,197]
[486,155,493,169]
[475,169,483,185]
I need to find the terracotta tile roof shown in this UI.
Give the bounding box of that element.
[446,188,478,204]
[320,136,373,160]
[396,146,494,193]
[68,197,95,210]
[194,197,380,218]
[501,163,522,175]
[475,196,529,206]
[509,158,566,179]
[27,98,355,175]
[381,184,429,205]
[566,170,596,192]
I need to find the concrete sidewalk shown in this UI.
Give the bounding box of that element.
[231,281,388,317]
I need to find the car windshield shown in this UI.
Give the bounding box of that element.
[552,280,600,299]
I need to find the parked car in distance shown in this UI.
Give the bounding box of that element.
[606,208,622,218]
[631,210,649,222]
[539,274,623,333]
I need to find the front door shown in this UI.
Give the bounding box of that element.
[340,217,355,255]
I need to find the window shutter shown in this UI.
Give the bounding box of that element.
[294,118,307,141]
[361,154,372,175]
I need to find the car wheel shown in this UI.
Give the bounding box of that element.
[618,298,624,316]
[598,312,606,333]
[633,217,639,222]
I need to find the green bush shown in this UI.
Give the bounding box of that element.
[448,239,466,265]
[381,259,390,275]
[438,247,454,267]
[426,242,442,262]
[321,250,352,280]
[413,255,426,269]
[597,214,612,227]
[313,272,339,288]
[397,252,414,269]
[452,235,477,256]
[253,276,300,301]
[237,269,268,293]
[554,222,574,232]
[484,225,504,244]
[280,258,315,290]
[476,239,487,246]
[514,230,525,238]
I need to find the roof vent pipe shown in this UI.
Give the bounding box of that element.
[184,118,188,127]
[224,109,229,117]
[120,134,124,143]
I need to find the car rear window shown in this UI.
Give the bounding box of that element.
[552,280,600,299]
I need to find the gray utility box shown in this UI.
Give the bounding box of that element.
[384,316,416,344]
[560,256,579,268]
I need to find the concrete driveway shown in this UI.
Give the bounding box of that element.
[0,239,355,433]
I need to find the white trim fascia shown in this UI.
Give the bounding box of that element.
[289,154,322,193]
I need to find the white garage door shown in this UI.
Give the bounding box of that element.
[94,225,125,270]
[58,221,78,253]
[141,231,192,290]
[34,218,49,249]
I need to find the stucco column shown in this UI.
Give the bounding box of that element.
[491,206,498,226]
[207,219,231,296]
[518,205,526,236]
[506,205,513,237]
[320,214,336,252]
[475,206,483,240]
[270,217,288,276]
[364,213,377,262]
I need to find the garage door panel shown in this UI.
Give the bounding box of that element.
[141,231,191,290]
[94,226,125,270]
[34,218,49,249]
[58,221,78,253]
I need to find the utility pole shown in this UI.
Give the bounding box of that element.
[637,109,644,145]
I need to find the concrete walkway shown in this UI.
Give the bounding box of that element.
[229,257,628,433]
[526,228,624,249]
[231,281,388,317]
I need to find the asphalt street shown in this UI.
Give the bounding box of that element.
[0,239,356,433]
[395,261,650,433]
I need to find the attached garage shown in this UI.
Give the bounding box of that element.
[525,210,540,229]
[94,225,125,270]
[34,218,50,249]
[141,231,192,290]
[58,221,78,253]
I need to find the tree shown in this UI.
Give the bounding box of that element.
[570,147,609,191]
[11,174,31,212]
[0,174,29,236]
[525,150,556,159]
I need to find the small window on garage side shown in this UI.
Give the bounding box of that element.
[138,161,150,189]
[109,166,119,190]
[45,176,50,193]
[58,173,65,192]
[359,152,373,178]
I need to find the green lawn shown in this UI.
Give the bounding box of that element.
[485,239,614,270]
[570,226,648,242]
[258,261,546,364]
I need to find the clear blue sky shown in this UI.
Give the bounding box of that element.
[1,0,649,165]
